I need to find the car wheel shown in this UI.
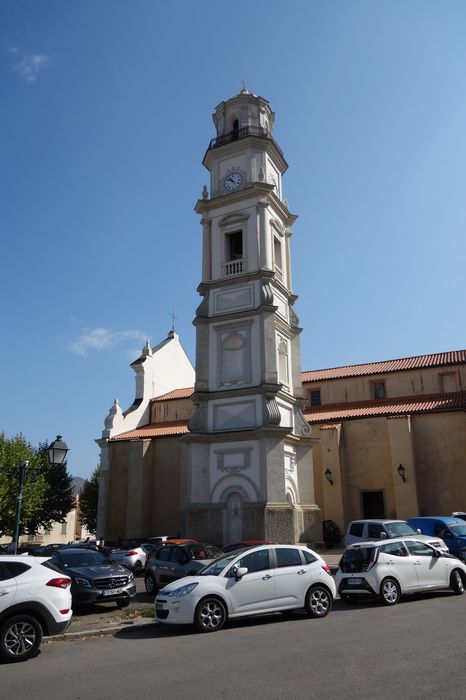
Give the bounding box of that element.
[194,597,226,633]
[133,560,143,576]
[340,593,358,604]
[450,569,465,595]
[116,598,130,608]
[0,615,43,663]
[305,585,333,618]
[145,574,157,595]
[380,577,400,605]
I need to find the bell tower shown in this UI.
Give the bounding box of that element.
[183,87,321,545]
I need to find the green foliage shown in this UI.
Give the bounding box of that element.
[79,466,100,535]
[0,432,74,538]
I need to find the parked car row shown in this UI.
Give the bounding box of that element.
[343,516,466,562]
[3,516,466,659]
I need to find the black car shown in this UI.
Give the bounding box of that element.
[145,542,223,594]
[47,547,136,608]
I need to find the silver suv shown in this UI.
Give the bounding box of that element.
[0,556,72,663]
[344,519,448,553]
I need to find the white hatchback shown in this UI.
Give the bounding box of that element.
[335,538,466,605]
[0,556,72,663]
[155,544,336,632]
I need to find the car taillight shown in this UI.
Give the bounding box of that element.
[128,550,138,556]
[321,564,331,575]
[59,609,71,615]
[46,577,72,589]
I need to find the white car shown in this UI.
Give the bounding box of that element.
[155,544,336,632]
[335,538,466,605]
[0,556,72,663]
[110,543,155,575]
[344,519,448,553]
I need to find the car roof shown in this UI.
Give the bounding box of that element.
[348,519,407,525]
[411,516,464,523]
[346,536,428,549]
[54,547,102,554]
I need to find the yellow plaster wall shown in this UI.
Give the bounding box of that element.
[304,366,465,405]
[413,412,466,515]
[151,397,194,423]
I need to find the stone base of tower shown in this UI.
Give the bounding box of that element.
[184,501,322,548]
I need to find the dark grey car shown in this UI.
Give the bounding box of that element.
[145,543,223,594]
[48,547,136,608]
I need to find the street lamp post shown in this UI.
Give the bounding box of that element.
[12,460,29,555]
[7,435,69,555]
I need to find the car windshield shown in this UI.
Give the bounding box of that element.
[186,544,223,560]
[450,524,466,536]
[385,522,417,537]
[58,551,110,567]
[199,554,238,576]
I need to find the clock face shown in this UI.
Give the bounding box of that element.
[224,172,242,192]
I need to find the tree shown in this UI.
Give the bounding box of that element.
[0,432,74,538]
[79,466,100,535]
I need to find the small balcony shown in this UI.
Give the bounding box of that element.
[207,125,284,158]
[223,258,246,276]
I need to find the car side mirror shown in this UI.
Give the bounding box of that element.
[416,528,421,534]
[234,566,248,580]
[379,532,387,539]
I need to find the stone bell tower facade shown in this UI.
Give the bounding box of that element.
[183,87,321,545]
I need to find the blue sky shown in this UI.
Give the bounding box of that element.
[1,1,465,478]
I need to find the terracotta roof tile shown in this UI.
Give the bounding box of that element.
[302,350,466,383]
[110,420,189,441]
[303,392,466,423]
[151,388,194,402]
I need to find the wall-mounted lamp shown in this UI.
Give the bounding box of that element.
[324,468,334,486]
[397,463,406,483]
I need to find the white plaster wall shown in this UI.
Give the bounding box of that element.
[102,332,195,438]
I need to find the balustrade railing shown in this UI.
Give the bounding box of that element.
[224,259,245,276]
[207,126,284,158]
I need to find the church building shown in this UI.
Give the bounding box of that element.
[96,89,466,546]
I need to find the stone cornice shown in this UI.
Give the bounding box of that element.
[195,183,298,227]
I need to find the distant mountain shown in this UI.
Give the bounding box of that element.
[71,476,86,497]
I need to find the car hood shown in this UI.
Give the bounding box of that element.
[158,572,217,594]
[64,563,131,579]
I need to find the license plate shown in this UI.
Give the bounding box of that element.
[347,578,363,585]
[102,588,122,596]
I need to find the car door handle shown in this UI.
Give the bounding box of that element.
[0,590,10,596]
[262,574,272,580]
[297,569,306,575]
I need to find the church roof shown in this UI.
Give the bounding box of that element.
[151,387,194,402]
[110,420,189,441]
[303,391,466,423]
[302,350,466,383]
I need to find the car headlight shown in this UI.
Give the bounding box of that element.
[165,582,199,598]
[74,577,91,587]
